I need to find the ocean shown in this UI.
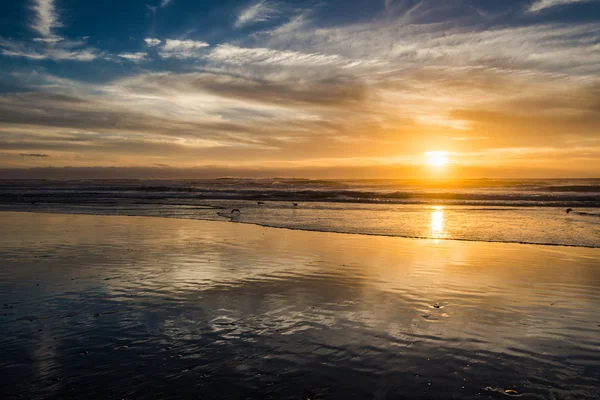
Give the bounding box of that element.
[1,178,599,247]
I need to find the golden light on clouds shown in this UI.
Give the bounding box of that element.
[1,0,600,178]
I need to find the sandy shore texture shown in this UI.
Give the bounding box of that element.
[1,211,599,399]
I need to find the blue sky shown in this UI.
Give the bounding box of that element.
[1,0,599,177]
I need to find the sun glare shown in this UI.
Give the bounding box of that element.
[426,151,449,167]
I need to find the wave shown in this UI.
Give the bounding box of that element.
[569,211,600,217]
[244,222,600,249]
[2,190,600,207]
[2,179,600,207]
[535,185,600,193]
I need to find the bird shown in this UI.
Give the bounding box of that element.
[292,203,299,206]
[565,208,600,217]
[257,202,264,205]
[217,209,241,219]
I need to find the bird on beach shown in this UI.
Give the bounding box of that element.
[565,208,600,217]
[293,203,299,206]
[257,201,264,205]
[217,209,241,219]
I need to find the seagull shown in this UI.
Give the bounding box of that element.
[217,209,241,219]
[565,208,600,217]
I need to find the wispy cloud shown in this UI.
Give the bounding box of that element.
[158,39,210,58]
[528,0,598,12]
[162,39,209,51]
[0,0,100,61]
[267,13,308,36]
[209,44,349,67]
[20,153,49,158]
[30,0,62,38]
[144,38,162,47]
[0,38,100,61]
[33,37,63,44]
[235,0,277,28]
[117,52,147,62]
[160,0,174,8]
[260,11,600,79]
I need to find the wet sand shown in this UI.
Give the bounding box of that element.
[0,211,599,399]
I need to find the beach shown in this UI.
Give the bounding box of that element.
[2,179,600,248]
[1,211,599,399]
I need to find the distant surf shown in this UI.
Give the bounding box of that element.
[1,178,600,207]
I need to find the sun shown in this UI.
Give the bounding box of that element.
[425,151,449,167]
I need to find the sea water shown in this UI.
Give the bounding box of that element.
[1,178,599,247]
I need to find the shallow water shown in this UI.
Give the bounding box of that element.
[3,202,600,248]
[2,179,600,248]
[1,212,599,399]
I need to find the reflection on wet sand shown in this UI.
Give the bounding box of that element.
[430,206,446,242]
[0,212,599,399]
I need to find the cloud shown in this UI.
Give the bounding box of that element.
[144,38,162,47]
[162,39,209,51]
[0,0,100,62]
[528,0,598,12]
[235,0,277,28]
[117,52,147,62]
[160,0,174,8]
[0,72,376,169]
[260,9,600,79]
[33,37,63,44]
[202,43,384,88]
[0,83,301,147]
[30,0,62,38]
[158,39,210,58]
[451,136,489,141]
[20,153,49,157]
[110,71,368,111]
[208,44,348,67]
[0,38,100,61]
[267,13,308,36]
[2,2,600,175]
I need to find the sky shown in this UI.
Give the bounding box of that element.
[0,0,599,179]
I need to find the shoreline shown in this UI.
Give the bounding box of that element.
[3,209,600,250]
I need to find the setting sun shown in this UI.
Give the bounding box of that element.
[426,151,449,167]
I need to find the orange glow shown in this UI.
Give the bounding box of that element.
[426,151,449,167]
[430,206,446,243]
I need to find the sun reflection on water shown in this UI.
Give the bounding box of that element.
[430,206,446,242]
